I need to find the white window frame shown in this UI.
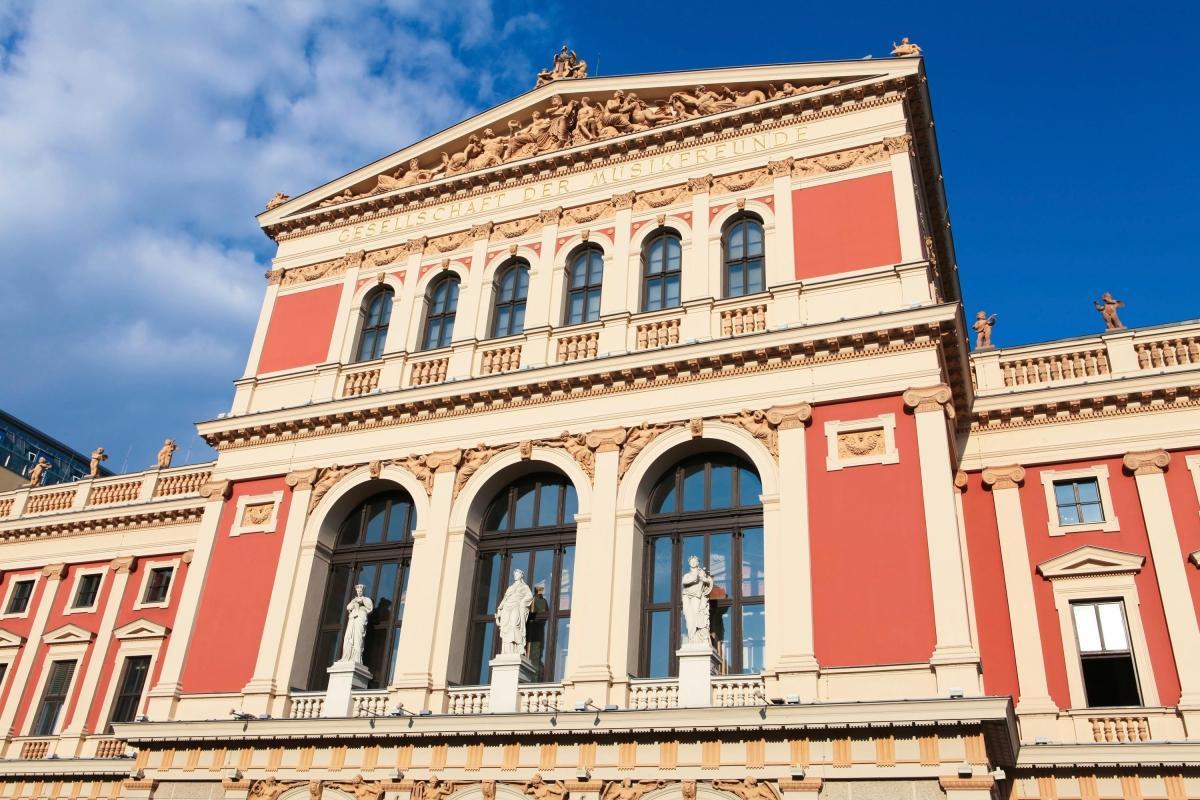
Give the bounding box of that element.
[1037,546,1159,709]
[63,566,108,616]
[824,413,899,471]
[230,490,284,537]
[23,625,93,736]
[96,619,167,732]
[1039,465,1120,536]
[0,572,41,620]
[0,629,23,699]
[131,558,181,610]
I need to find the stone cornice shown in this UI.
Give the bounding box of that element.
[981,464,1025,490]
[1123,448,1171,475]
[967,383,1200,432]
[0,507,204,544]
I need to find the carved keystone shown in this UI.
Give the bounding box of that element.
[902,384,954,416]
[766,402,813,429]
[1123,449,1171,475]
[981,464,1025,490]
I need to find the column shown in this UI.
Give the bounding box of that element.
[681,175,713,342]
[564,429,626,704]
[766,158,801,328]
[980,465,1059,724]
[146,480,230,719]
[327,249,365,363]
[241,475,314,715]
[520,208,561,367]
[0,564,65,742]
[761,404,818,700]
[60,557,135,746]
[885,134,923,264]
[598,196,633,357]
[1123,450,1200,735]
[902,386,980,694]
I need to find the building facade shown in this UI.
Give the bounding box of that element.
[1,49,1199,800]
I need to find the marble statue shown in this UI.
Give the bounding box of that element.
[1094,292,1126,330]
[339,584,373,665]
[713,778,778,800]
[890,37,923,57]
[156,439,177,469]
[681,555,714,644]
[973,311,997,349]
[495,568,534,655]
[89,447,108,478]
[27,458,50,488]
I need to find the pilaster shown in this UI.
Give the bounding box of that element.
[328,250,365,363]
[0,563,65,738]
[885,134,923,263]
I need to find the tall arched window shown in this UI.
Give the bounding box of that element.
[641,229,682,312]
[722,214,765,298]
[464,473,578,684]
[565,246,603,325]
[421,274,460,350]
[640,455,764,678]
[491,260,529,338]
[308,489,415,689]
[355,287,393,362]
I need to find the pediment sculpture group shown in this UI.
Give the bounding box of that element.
[249,775,778,800]
[316,79,838,208]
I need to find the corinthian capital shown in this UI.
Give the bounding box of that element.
[981,464,1025,490]
[902,384,954,416]
[1123,449,1171,475]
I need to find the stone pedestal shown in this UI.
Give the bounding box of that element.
[676,642,719,708]
[488,653,536,713]
[323,661,371,718]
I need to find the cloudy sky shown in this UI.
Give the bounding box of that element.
[1,1,1195,472]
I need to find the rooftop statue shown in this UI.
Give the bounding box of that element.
[891,37,923,57]
[536,45,588,87]
[973,311,997,349]
[27,457,50,488]
[156,438,176,469]
[1094,292,1126,330]
[89,447,108,478]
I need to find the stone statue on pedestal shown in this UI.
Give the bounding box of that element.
[973,311,997,349]
[27,458,50,488]
[89,447,108,478]
[495,569,534,655]
[156,439,176,469]
[339,584,373,665]
[1094,292,1126,330]
[681,555,714,644]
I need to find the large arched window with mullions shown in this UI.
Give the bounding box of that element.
[421,274,460,350]
[491,260,530,338]
[354,287,394,362]
[641,229,682,312]
[722,214,765,298]
[464,473,578,684]
[564,245,603,325]
[640,454,764,678]
[308,490,416,689]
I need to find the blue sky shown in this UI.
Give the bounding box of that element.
[1,1,1196,471]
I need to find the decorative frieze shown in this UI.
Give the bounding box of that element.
[793,141,889,178]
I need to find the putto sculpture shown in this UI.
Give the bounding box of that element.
[1094,292,1126,330]
[339,584,373,665]
[680,555,714,644]
[973,311,997,349]
[89,447,108,478]
[496,569,534,655]
[536,45,588,87]
[156,439,177,469]
[27,457,50,488]
[891,37,923,57]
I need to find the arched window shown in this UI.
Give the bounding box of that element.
[491,260,529,338]
[722,214,765,297]
[308,490,416,689]
[354,287,393,362]
[640,455,764,678]
[421,274,460,350]
[565,246,603,325]
[464,473,578,684]
[641,230,682,312]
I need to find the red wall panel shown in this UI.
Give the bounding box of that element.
[808,396,937,666]
[792,173,902,279]
[180,478,292,693]
[257,285,343,374]
[1163,448,1200,629]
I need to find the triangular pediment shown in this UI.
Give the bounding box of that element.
[1037,546,1146,579]
[261,57,920,225]
[113,618,169,640]
[0,628,24,649]
[42,623,94,645]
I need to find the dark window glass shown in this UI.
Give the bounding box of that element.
[722,215,765,298]
[32,660,76,736]
[73,573,102,609]
[308,489,416,690]
[640,456,763,677]
[355,288,394,362]
[565,246,604,325]
[464,474,577,685]
[641,230,682,312]
[491,261,530,338]
[143,567,174,604]
[422,275,460,350]
[1072,600,1142,707]
[108,655,151,730]
[1054,478,1105,526]
[5,578,34,614]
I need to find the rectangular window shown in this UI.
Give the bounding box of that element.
[1072,600,1141,707]
[107,655,151,730]
[32,660,76,736]
[143,567,174,604]
[5,579,34,614]
[72,573,102,609]
[0,662,8,687]
[1054,478,1105,526]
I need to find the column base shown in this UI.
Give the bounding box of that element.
[929,647,982,697]
[323,661,371,718]
[765,655,820,703]
[239,678,279,715]
[488,654,536,713]
[144,682,182,720]
[677,643,719,708]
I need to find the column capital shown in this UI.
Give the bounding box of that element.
[954,471,969,491]
[903,384,954,416]
[982,464,1025,490]
[1123,449,1171,475]
[427,448,464,473]
[42,562,66,580]
[766,402,813,429]
[109,556,135,574]
[285,468,319,490]
[585,426,628,453]
[199,479,231,500]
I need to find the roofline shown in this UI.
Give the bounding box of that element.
[0,409,112,476]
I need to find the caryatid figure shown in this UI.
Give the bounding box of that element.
[495,568,534,655]
[339,584,373,665]
[680,555,714,644]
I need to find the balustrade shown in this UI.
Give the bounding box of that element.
[94,738,128,758]
[628,678,679,710]
[1000,349,1110,387]
[341,367,380,398]
[410,357,449,386]
[153,468,212,498]
[87,479,141,507]
[481,345,522,375]
[720,304,767,337]
[288,692,325,719]
[1136,337,1200,369]
[25,488,76,515]
[518,684,563,713]
[0,498,12,519]
[446,687,489,714]
[556,331,599,363]
[351,691,390,717]
[19,739,51,759]
[636,318,680,350]
[712,676,766,707]
[1090,716,1150,743]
